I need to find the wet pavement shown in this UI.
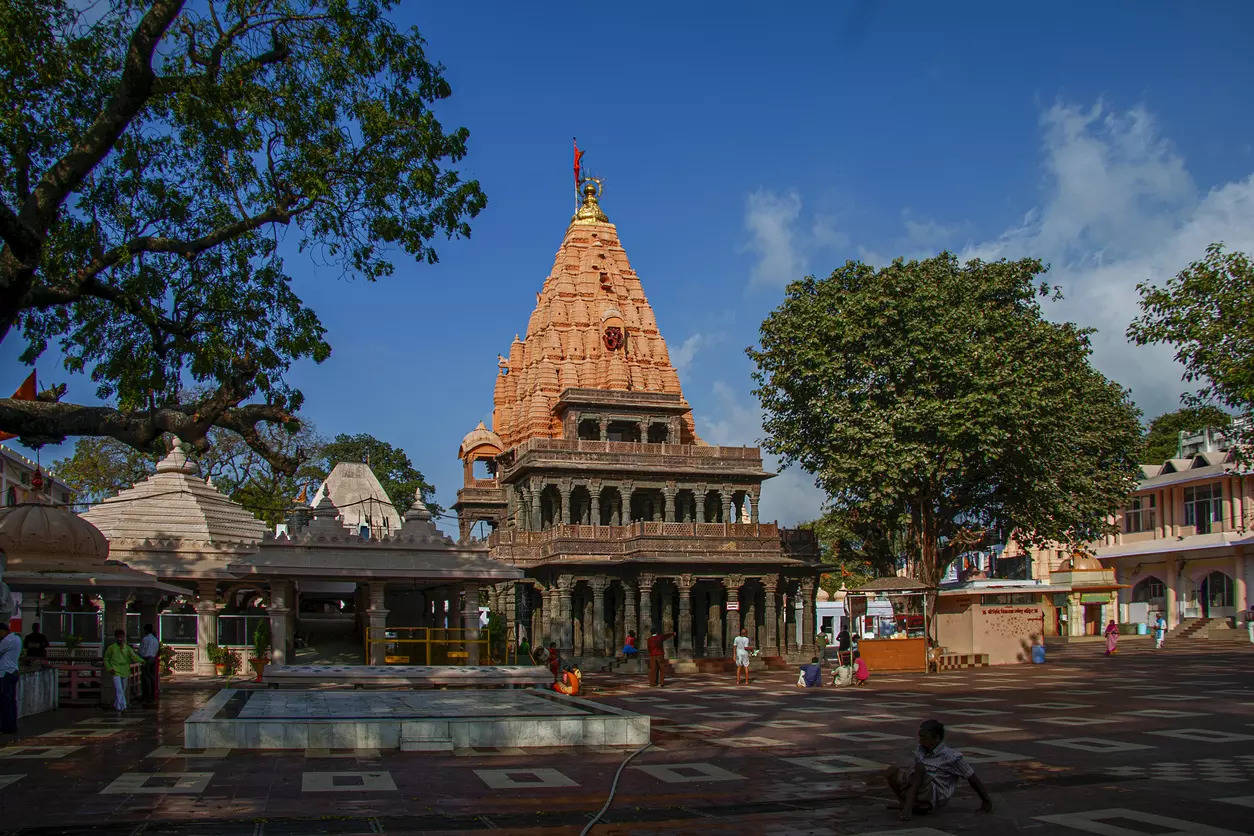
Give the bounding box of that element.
[1,640,1251,834]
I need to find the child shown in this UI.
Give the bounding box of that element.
[885,719,993,821]
[853,649,869,686]
[622,630,638,657]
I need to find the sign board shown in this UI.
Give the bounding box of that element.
[725,601,740,611]
[1080,593,1110,604]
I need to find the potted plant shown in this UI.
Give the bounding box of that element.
[221,647,242,678]
[250,620,271,682]
[206,643,226,676]
[158,644,176,677]
[63,634,83,657]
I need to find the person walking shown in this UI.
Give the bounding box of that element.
[1104,620,1119,656]
[103,629,141,712]
[733,627,752,685]
[0,624,21,736]
[1154,614,1167,649]
[646,629,675,687]
[138,624,160,706]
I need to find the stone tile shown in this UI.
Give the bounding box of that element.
[100,772,213,795]
[1140,693,1204,702]
[661,723,720,734]
[0,775,23,790]
[1034,807,1246,835]
[663,703,712,711]
[852,829,953,835]
[936,697,1002,703]
[784,754,888,773]
[36,727,121,739]
[945,708,1008,717]
[1149,729,1254,744]
[305,748,380,758]
[820,730,911,743]
[0,746,82,759]
[716,735,789,748]
[474,768,578,789]
[1040,737,1155,753]
[850,714,917,723]
[1021,702,1093,710]
[301,771,396,792]
[944,724,1021,734]
[1215,795,1254,809]
[631,762,745,783]
[1122,709,1209,718]
[76,717,143,726]
[1032,716,1118,726]
[146,746,230,759]
[754,719,824,729]
[959,746,1033,763]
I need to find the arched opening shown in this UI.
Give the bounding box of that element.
[607,420,641,443]
[732,490,750,523]
[1131,576,1165,604]
[539,485,561,529]
[674,489,697,522]
[578,419,601,440]
[630,488,665,522]
[1199,571,1234,617]
[598,487,623,526]
[569,486,593,525]
[703,490,724,523]
[647,423,669,444]
[471,458,496,480]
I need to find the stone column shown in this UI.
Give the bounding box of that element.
[268,580,292,666]
[366,582,389,666]
[462,584,482,665]
[663,485,676,523]
[800,580,817,657]
[623,580,638,642]
[1234,556,1248,614]
[638,574,654,637]
[100,591,129,707]
[557,575,574,656]
[591,577,608,656]
[749,490,760,524]
[1165,557,1180,630]
[559,483,571,525]
[763,579,778,656]
[677,575,694,657]
[135,595,159,641]
[599,418,608,441]
[722,491,733,525]
[723,575,743,641]
[697,486,708,522]
[194,580,218,675]
[785,584,799,653]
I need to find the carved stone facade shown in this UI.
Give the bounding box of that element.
[456,179,821,662]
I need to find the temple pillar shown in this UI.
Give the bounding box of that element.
[722,491,733,525]
[268,580,292,666]
[559,483,571,525]
[1234,556,1248,614]
[763,578,778,656]
[462,584,482,665]
[638,574,654,637]
[800,579,817,657]
[697,486,708,522]
[677,575,694,656]
[663,486,676,523]
[598,418,608,441]
[785,584,799,653]
[706,586,723,655]
[136,596,159,640]
[723,575,743,641]
[557,575,574,656]
[100,591,130,707]
[366,582,388,665]
[749,490,760,524]
[1165,557,1179,630]
[194,580,218,675]
[591,577,608,656]
[623,580,638,643]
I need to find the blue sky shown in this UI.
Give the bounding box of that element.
[7,1,1254,533]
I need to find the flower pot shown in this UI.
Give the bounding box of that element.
[214,663,226,677]
[250,658,267,683]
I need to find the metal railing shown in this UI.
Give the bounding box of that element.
[364,626,491,666]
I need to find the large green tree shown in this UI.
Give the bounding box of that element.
[0,0,484,470]
[749,253,1143,601]
[801,510,903,595]
[1140,406,1232,464]
[1128,244,1254,450]
[308,432,437,516]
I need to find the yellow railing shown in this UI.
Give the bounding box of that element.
[363,626,492,666]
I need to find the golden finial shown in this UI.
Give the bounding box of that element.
[570,178,609,225]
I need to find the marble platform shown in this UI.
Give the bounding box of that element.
[185,688,649,751]
[262,664,552,688]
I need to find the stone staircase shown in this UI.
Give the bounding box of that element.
[1168,617,1214,641]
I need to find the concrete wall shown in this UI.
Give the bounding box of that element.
[936,598,1048,665]
[18,668,58,718]
[934,601,974,655]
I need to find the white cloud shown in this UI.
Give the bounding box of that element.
[669,333,708,375]
[744,189,805,286]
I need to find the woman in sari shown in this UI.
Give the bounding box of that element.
[1104,620,1119,656]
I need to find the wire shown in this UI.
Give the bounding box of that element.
[580,740,653,836]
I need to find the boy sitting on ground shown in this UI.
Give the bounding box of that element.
[885,719,993,821]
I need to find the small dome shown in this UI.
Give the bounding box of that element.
[0,502,109,564]
[1060,551,1102,571]
[458,421,504,459]
[816,587,832,602]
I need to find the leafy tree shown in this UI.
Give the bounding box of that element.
[1140,406,1232,464]
[307,432,437,516]
[1128,244,1254,449]
[802,510,903,595]
[51,437,159,506]
[0,1,485,471]
[748,253,1143,614]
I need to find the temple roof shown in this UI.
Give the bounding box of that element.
[491,181,699,448]
[459,421,504,459]
[81,443,267,552]
[311,462,402,534]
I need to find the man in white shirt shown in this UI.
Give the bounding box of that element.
[733,627,752,685]
[0,624,22,735]
[138,623,160,705]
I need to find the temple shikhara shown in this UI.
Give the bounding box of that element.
[455,176,822,665]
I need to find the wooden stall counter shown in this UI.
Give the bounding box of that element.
[858,637,927,673]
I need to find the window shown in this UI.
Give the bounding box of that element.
[1124,495,1156,533]
[1132,576,1165,602]
[1183,483,1223,533]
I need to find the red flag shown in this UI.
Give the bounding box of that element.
[573,138,584,195]
[0,370,36,442]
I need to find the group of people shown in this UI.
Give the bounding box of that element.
[0,621,162,738]
[1103,613,1170,656]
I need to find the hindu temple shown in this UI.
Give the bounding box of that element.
[455,178,822,666]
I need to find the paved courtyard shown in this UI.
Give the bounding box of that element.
[1,642,1252,834]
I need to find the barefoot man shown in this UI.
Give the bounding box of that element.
[885,719,993,821]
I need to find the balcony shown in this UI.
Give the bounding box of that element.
[498,437,769,480]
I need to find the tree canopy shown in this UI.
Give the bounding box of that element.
[1128,243,1254,449]
[0,0,484,471]
[308,432,437,516]
[748,253,1143,593]
[1140,406,1232,464]
[800,511,903,595]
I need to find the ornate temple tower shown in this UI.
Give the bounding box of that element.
[455,177,820,665]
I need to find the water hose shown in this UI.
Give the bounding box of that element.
[580,741,654,835]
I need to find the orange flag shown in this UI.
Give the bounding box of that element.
[573,138,584,196]
[0,370,37,442]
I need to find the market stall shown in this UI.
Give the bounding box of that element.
[846,577,932,673]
